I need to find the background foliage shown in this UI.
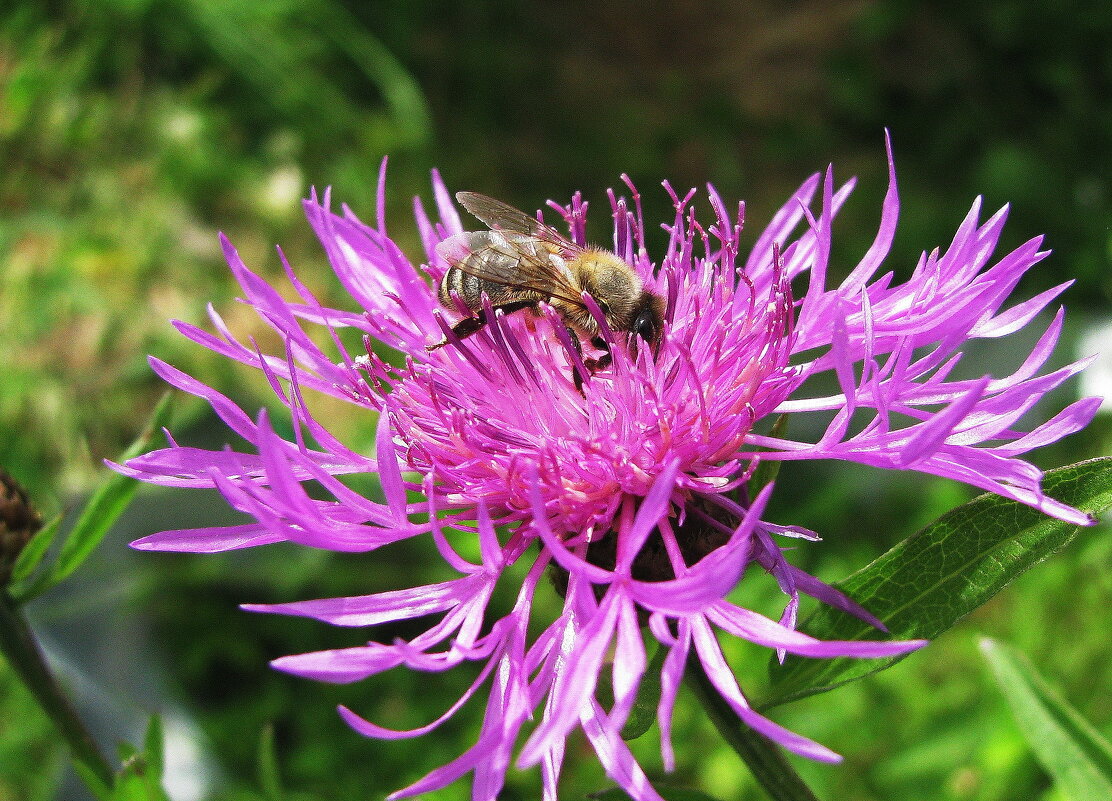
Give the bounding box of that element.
[1,1,1109,800]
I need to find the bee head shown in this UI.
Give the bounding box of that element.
[629,291,665,351]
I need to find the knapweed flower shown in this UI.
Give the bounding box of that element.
[118,136,1097,801]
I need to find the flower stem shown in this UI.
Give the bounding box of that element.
[0,590,114,795]
[685,660,821,801]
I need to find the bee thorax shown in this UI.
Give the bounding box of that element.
[569,251,644,327]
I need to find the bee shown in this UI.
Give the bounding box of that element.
[430,191,664,384]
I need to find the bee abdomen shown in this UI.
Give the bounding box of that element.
[439,267,486,309]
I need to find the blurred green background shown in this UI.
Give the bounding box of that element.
[1,1,1110,800]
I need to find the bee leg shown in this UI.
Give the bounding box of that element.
[579,336,614,390]
[427,300,537,351]
[448,315,487,340]
[590,336,612,370]
[491,299,538,318]
[564,326,590,393]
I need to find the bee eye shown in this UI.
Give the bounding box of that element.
[632,309,658,344]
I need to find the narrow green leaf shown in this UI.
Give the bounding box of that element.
[71,760,112,801]
[117,743,138,767]
[143,715,165,780]
[622,653,663,741]
[43,393,173,593]
[9,512,61,584]
[763,457,1112,708]
[107,771,145,801]
[748,414,788,496]
[112,726,171,801]
[111,752,172,801]
[595,644,668,741]
[258,723,284,801]
[981,638,1112,799]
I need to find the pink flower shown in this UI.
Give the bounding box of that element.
[118,137,1096,800]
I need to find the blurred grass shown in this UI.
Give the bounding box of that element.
[1,1,1110,800]
[0,0,433,497]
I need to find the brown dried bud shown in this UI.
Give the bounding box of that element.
[1,467,42,584]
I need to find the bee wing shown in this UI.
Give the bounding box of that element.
[437,231,587,307]
[456,191,582,251]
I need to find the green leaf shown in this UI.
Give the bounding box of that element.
[72,761,112,801]
[110,755,172,801]
[8,512,61,584]
[763,457,1112,708]
[981,638,1112,800]
[108,719,169,801]
[142,715,165,780]
[257,723,284,801]
[16,393,172,602]
[749,414,788,496]
[595,644,668,741]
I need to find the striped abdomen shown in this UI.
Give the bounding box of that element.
[437,229,554,312]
